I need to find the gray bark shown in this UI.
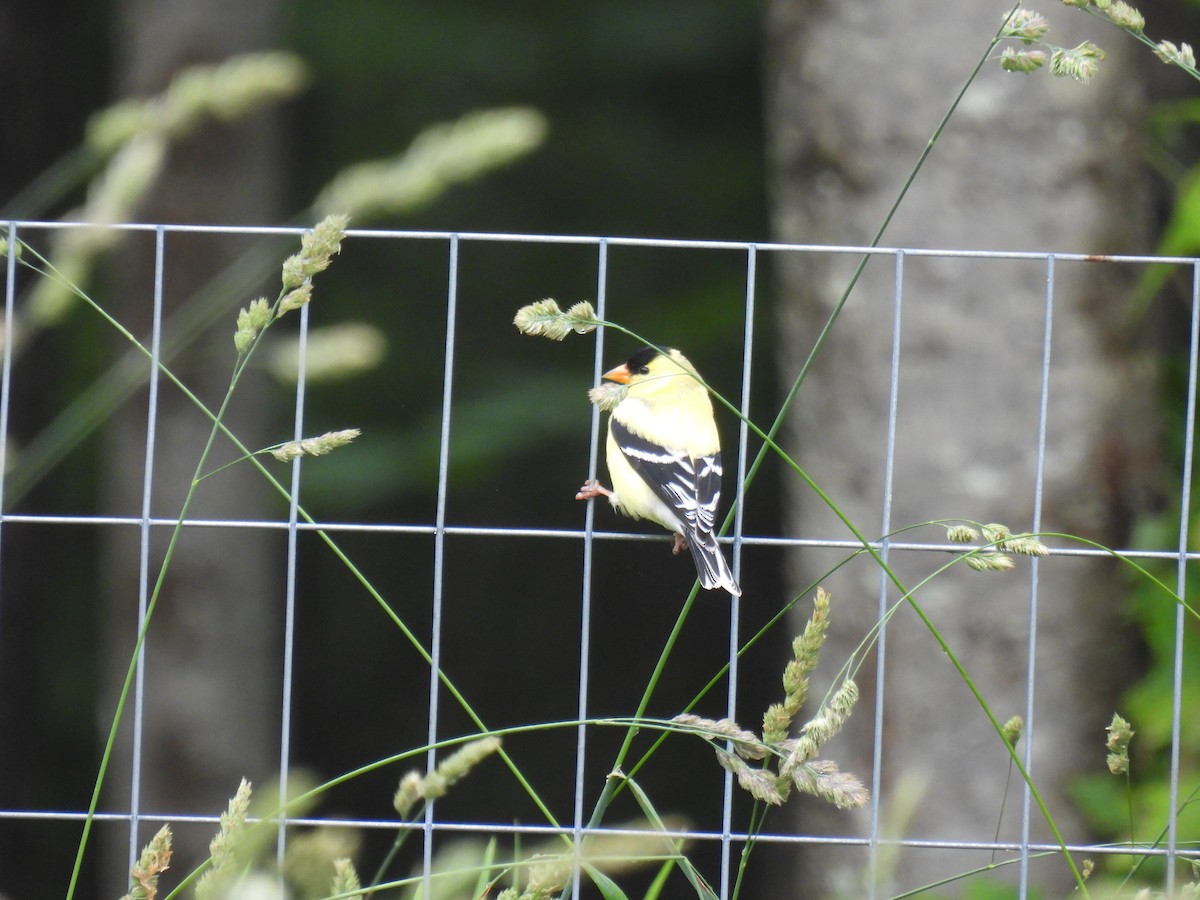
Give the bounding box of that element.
[765,1,1157,894]
[100,0,284,888]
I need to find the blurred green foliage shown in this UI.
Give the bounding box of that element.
[1070,60,1200,883]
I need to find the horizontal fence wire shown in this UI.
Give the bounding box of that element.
[1,220,1197,898]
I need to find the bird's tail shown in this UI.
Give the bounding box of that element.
[686,530,741,597]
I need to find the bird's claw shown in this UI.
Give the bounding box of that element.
[672,533,689,556]
[576,479,613,502]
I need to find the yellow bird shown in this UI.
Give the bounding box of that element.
[576,346,741,596]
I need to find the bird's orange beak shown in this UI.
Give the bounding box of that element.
[602,363,632,384]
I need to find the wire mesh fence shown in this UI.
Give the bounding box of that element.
[0,220,1197,898]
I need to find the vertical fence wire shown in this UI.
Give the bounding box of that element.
[276,300,311,871]
[0,223,15,637]
[718,243,757,896]
[1166,260,1200,894]
[126,227,167,871]
[1017,253,1057,896]
[424,233,461,894]
[866,249,906,897]
[571,237,609,899]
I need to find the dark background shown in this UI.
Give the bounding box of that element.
[0,0,791,896]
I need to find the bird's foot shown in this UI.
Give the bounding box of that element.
[576,479,613,502]
[672,533,689,556]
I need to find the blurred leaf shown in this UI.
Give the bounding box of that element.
[300,367,585,506]
[1133,168,1200,309]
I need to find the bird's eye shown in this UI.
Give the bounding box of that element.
[637,365,650,375]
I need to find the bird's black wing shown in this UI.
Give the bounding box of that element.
[610,419,720,535]
[611,419,739,595]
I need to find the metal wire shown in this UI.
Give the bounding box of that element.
[422,233,461,896]
[1,220,1198,898]
[717,243,756,897]
[124,227,167,872]
[571,237,609,899]
[1166,260,1200,896]
[865,249,906,898]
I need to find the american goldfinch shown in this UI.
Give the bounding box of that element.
[576,347,741,597]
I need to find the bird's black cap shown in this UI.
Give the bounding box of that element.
[624,345,669,373]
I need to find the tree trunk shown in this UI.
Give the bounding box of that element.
[100,0,284,889]
[765,1,1156,894]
